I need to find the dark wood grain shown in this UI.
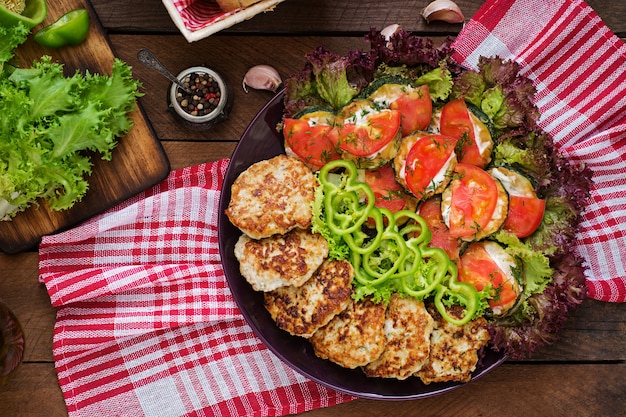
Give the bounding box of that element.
[0,253,55,362]
[2,361,624,417]
[109,34,413,142]
[0,363,66,417]
[91,0,626,37]
[162,141,238,168]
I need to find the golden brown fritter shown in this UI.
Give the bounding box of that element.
[263,259,354,338]
[234,228,329,292]
[310,298,387,369]
[363,295,434,380]
[225,154,317,239]
[416,304,490,385]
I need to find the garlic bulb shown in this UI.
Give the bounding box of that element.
[421,0,465,24]
[242,65,282,93]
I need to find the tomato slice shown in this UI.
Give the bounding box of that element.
[392,84,432,136]
[440,99,488,168]
[458,241,521,315]
[362,164,412,213]
[403,134,456,200]
[283,111,341,169]
[369,83,432,136]
[503,195,546,238]
[447,163,499,239]
[384,84,432,136]
[335,100,402,157]
[418,196,461,262]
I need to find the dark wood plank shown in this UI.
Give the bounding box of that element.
[90,0,626,37]
[1,362,623,417]
[0,363,66,417]
[0,253,55,362]
[529,298,626,362]
[162,141,237,168]
[2,1,624,416]
[108,34,398,141]
[306,363,626,417]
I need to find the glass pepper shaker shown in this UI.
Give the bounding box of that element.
[167,66,233,130]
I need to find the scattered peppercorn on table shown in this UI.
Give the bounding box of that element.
[1,0,625,416]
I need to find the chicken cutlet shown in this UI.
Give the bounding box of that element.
[416,304,490,385]
[225,154,317,239]
[263,259,354,338]
[363,295,434,380]
[234,228,329,292]
[310,298,387,369]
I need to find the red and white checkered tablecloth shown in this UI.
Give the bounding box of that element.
[451,0,626,302]
[168,0,233,31]
[39,161,355,417]
[38,1,625,416]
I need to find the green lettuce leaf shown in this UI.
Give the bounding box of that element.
[0,54,142,217]
[493,231,553,297]
[414,65,453,101]
[0,22,29,72]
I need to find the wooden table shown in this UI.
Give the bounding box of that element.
[1,1,625,416]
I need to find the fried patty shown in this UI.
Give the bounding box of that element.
[263,259,354,338]
[363,295,434,380]
[416,304,490,385]
[310,298,387,369]
[225,154,317,239]
[234,228,329,292]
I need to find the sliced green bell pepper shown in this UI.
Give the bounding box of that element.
[0,0,47,29]
[316,158,484,325]
[33,8,90,48]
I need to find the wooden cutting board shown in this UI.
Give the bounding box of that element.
[0,0,170,253]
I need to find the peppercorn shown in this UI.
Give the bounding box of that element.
[174,71,222,117]
[168,66,232,131]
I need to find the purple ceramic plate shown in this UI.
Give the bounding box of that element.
[217,91,506,400]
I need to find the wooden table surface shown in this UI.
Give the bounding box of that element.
[1,1,625,416]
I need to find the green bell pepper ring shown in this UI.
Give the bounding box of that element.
[349,207,407,286]
[401,246,449,299]
[391,238,423,280]
[319,159,375,236]
[433,262,480,326]
[361,227,408,281]
[397,210,432,249]
[388,211,431,281]
[342,206,386,255]
[316,158,483,326]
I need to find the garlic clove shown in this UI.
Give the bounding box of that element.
[381,23,401,41]
[421,0,465,24]
[242,65,282,93]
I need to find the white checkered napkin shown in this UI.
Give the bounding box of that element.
[168,0,228,31]
[451,0,626,302]
[39,160,355,417]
